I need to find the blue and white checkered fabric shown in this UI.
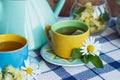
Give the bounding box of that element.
[29,18,120,80]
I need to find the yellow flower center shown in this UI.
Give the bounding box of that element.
[87,45,95,53]
[26,67,33,74]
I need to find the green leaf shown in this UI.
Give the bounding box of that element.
[83,55,89,64]
[88,54,94,61]
[101,11,110,21]
[72,48,82,59]
[83,54,94,64]
[72,7,86,19]
[90,55,103,68]
[98,7,110,21]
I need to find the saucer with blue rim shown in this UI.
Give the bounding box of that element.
[40,43,84,67]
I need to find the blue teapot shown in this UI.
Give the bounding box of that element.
[0,0,65,50]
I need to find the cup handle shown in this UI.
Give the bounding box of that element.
[45,25,51,41]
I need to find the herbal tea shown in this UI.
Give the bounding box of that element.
[0,41,24,52]
[56,26,85,35]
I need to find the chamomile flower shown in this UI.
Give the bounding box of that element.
[3,65,26,80]
[81,37,101,56]
[21,59,41,80]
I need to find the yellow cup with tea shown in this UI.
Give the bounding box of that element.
[45,20,90,58]
[0,34,28,69]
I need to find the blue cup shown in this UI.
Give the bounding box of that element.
[0,34,28,69]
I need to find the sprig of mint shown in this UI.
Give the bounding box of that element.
[72,48,103,68]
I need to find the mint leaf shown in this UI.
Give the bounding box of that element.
[88,54,94,61]
[90,55,103,68]
[100,11,110,21]
[83,54,94,64]
[98,7,110,21]
[83,55,89,64]
[72,48,82,59]
[72,7,86,19]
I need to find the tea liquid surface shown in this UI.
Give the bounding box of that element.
[0,41,24,52]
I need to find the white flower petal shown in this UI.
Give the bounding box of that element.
[82,52,86,55]
[90,52,95,56]
[92,37,95,43]
[95,41,99,45]
[24,60,29,68]
[85,38,89,44]
[92,37,95,42]
[21,66,26,70]
[27,59,31,66]
[80,47,85,50]
[96,53,100,56]
[95,45,101,51]
[94,50,100,56]
[83,42,86,46]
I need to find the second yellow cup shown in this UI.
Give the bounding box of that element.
[46,20,90,58]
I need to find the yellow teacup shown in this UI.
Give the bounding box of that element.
[45,20,90,58]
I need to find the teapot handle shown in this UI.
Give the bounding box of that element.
[53,0,65,17]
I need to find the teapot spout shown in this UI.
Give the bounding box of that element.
[53,0,65,17]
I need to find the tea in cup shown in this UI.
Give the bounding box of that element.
[45,20,90,58]
[0,34,28,69]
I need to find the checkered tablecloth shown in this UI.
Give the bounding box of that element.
[29,17,120,80]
